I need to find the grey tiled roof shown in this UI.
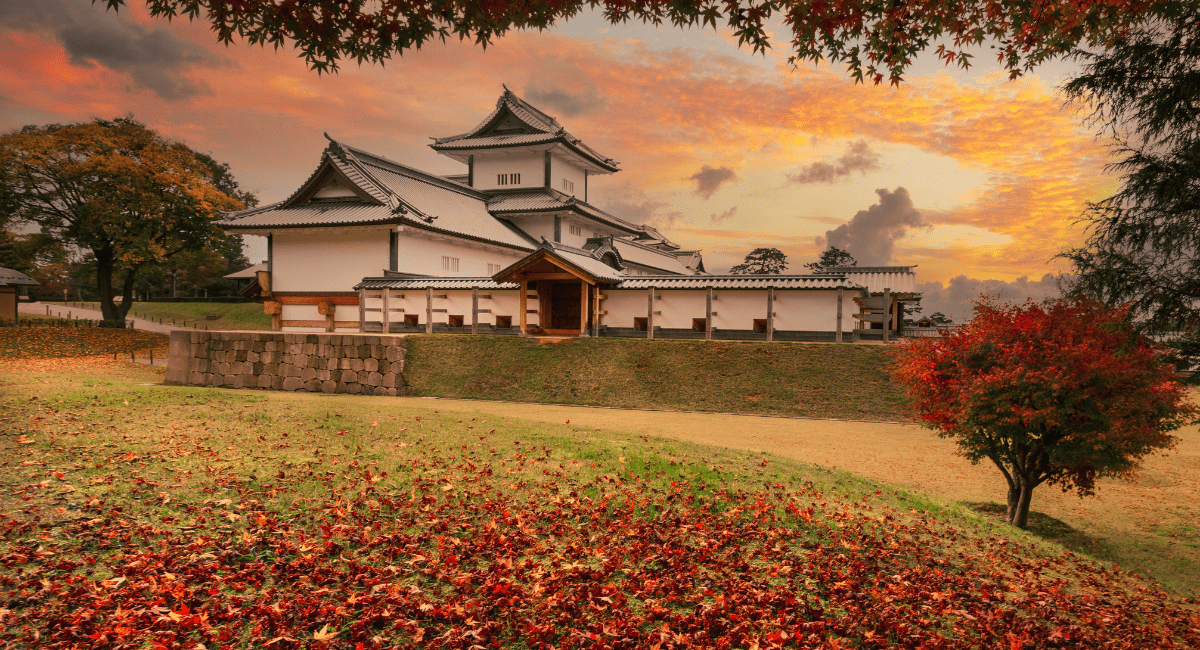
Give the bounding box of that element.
[430,89,619,172]
[220,201,397,228]
[544,244,626,282]
[357,277,518,290]
[0,267,38,286]
[822,266,918,294]
[614,275,862,290]
[610,238,695,275]
[221,141,537,251]
[487,191,642,234]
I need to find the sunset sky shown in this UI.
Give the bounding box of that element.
[0,0,1114,320]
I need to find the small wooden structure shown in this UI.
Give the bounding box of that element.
[0,267,37,325]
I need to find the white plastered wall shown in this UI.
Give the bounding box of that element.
[272,227,389,292]
[601,289,649,329]
[772,290,840,331]
[711,291,769,331]
[473,154,544,191]
[395,229,524,277]
[550,155,586,198]
[360,288,529,329]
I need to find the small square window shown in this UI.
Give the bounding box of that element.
[448,314,464,327]
[404,314,419,327]
[487,263,501,274]
[569,224,582,237]
[753,319,768,333]
[692,318,707,332]
[441,256,459,272]
[496,174,506,186]
[510,173,520,184]
[562,178,575,193]
[634,317,648,332]
[495,315,512,328]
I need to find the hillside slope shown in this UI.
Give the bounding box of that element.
[404,336,905,420]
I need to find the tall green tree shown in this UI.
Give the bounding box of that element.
[1060,5,1200,378]
[803,246,857,272]
[729,247,787,275]
[0,117,246,324]
[106,0,1174,85]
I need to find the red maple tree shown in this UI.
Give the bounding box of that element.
[891,296,1197,528]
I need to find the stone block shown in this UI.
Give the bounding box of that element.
[246,351,260,363]
[341,370,358,383]
[217,362,230,375]
[350,359,364,372]
[271,375,285,390]
[386,387,397,397]
[240,373,255,387]
[282,376,305,391]
[317,368,330,381]
[308,355,319,369]
[373,386,387,396]
[364,371,383,387]
[328,369,341,382]
[265,341,277,352]
[190,331,202,344]
[385,345,403,362]
[336,381,348,392]
[382,372,397,388]
[252,362,264,374]
[288,343,303,356]
[301,367,317,381]
[306,334,319,344]
[294,354,308,368]
[364,358,378,372]
[302,342,316,355]
[305,379,322,392]
[189,370,204,385]
[263,363,278,376]
[393,360,404,373]
[345,383,361,394]
[228,360,242,375]
[377,360,390,374]
[257,374,273,389]
[322,380,337,393]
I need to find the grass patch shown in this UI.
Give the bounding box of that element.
[404,335,905,420]
[47,301,272,330]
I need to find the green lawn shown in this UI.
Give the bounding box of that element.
[404,335,906,421]
[48,300,272,330]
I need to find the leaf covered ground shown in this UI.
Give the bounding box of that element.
[1,332,1197,649]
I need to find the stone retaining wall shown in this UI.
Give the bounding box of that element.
[164,331,410,396]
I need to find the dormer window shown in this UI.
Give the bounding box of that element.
[497,173,520,186]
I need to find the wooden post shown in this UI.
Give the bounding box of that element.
[359,287,366,332]
[706,286,713,340]
[381,288,390,334]
[883,287,891,343]
[766,287,775,342]
[472,286,479,335]
[426,287,433,334]
[647,287,655,339]
[593,285,600,337]
[579,282,588,336]
[519,280,528,334]
[836,288,843,343]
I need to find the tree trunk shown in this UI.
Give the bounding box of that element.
[1007,480,1034,529]
[94,249,125,327]
[1005,484,1021,524]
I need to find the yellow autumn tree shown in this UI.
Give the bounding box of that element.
[0,117,245,325]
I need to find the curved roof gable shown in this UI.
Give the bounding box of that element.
[430,87,620,173]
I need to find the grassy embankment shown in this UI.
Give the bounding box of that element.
[45,300,272,330]
[404,336,905,421]
[1,329,1197,648]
